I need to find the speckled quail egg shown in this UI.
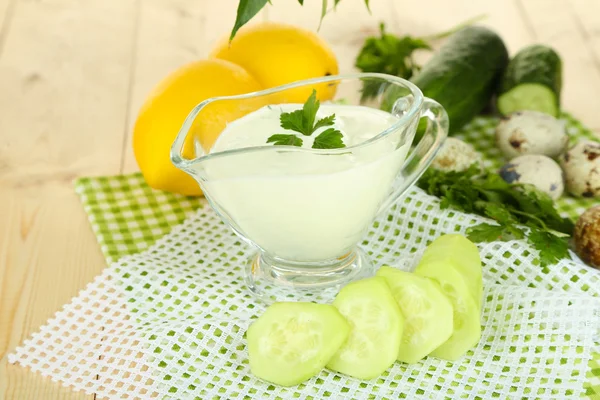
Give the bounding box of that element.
[498,154,564,200]
[560,140,600,198]
[496,111,568,159]
[431,137,483,172]
[574,205,600,268]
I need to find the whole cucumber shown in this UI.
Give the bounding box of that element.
[410,26,509,133]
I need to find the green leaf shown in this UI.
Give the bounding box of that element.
[334,0,342,8]
[313,114,336,130]
[467,224,508,242]
[319,0,328,29]
[302,90,320,135]
[312,128,345,149]
[266,134,303,147]
[468,223,524,243]
[271,90,341,147]
[229,0,269,41]
[355,23,431,79]
[280,110,306,135]
[279,90,321,136]
[417,167,573,267]
[298,0,304,4]
[355,24,432,99]
[480,203,515,224]
[528,230,571,267]
[355,15,487,100]
[364,0,371,12]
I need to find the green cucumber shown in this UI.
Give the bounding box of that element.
[376,266,453,364]
[410,26,509,133]
[497,44,562,116]
[247,302,350,386]
[326,277,404,379]
[414,261,481,361]
[418,234,483,308]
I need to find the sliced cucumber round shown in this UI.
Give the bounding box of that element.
[247,302,350,387]
[376,266,453,364]
[326,276,404,380]
[419,234,483,308]
[414,261,481,361]
[497,83,558,117]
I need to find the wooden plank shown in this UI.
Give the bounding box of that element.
[0,0,137,186]
[518,0,600,130]
[0,185,106,400]
[121,0,262,173]
[0,0,139,398]
[388,0,534,54]
[567,0,600,78]
[0,0,16,52]
[265,0,396,74]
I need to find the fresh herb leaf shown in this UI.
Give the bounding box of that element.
[230,0,269,41]
[467,224,509,242]
[355,23,431,84]
[314,114,336,130]
[480,203,514,224]
[302,90,319,135]
[266,134,303,147]
[467,223,525,242]
[269,90,346,148]
[279,110,306,135]
[298,0,304,4]
[355,16,487,100]
[312,128,345,149]
[528,230,571,267]
[279,90,321,136]
[417,167,574,267]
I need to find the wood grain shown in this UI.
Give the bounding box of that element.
[568,0,600,76]
[1,1,600,399]
[0,186,104,400]
[121,0,263,174]
[0,0,138,399]
[0,0,16,53]
[518,0,600,130]
[266,0,396,74]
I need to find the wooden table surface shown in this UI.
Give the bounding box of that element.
[1,0,600,398]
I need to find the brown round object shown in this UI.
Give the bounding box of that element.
[574,206,600,268]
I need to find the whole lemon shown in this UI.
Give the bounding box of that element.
[210,22,339,102]
[133,59,263,196]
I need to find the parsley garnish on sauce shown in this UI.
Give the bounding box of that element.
[266,90,346,149]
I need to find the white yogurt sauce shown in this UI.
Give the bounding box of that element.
[198,104,410,262]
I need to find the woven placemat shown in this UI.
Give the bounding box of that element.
[10,183,600,398]
[73,113,600,397]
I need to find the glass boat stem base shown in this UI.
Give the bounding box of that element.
[244,248,374,304]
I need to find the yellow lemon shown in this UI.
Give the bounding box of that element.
[210,22,339,102]
[133,59,263,196]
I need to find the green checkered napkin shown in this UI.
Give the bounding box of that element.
[75,113,600,398]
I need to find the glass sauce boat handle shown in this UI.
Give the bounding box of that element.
[377,97,449,214]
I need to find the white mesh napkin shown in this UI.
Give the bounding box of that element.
[9,187,600,399]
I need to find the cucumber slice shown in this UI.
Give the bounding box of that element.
[414,261,481,361]
[376,266,453,364]
[419,234,483,308]
[497,83,558,117]
[326,277,404,380]
[247,302,350,386]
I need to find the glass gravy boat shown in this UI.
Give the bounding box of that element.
[171,73,448,302]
